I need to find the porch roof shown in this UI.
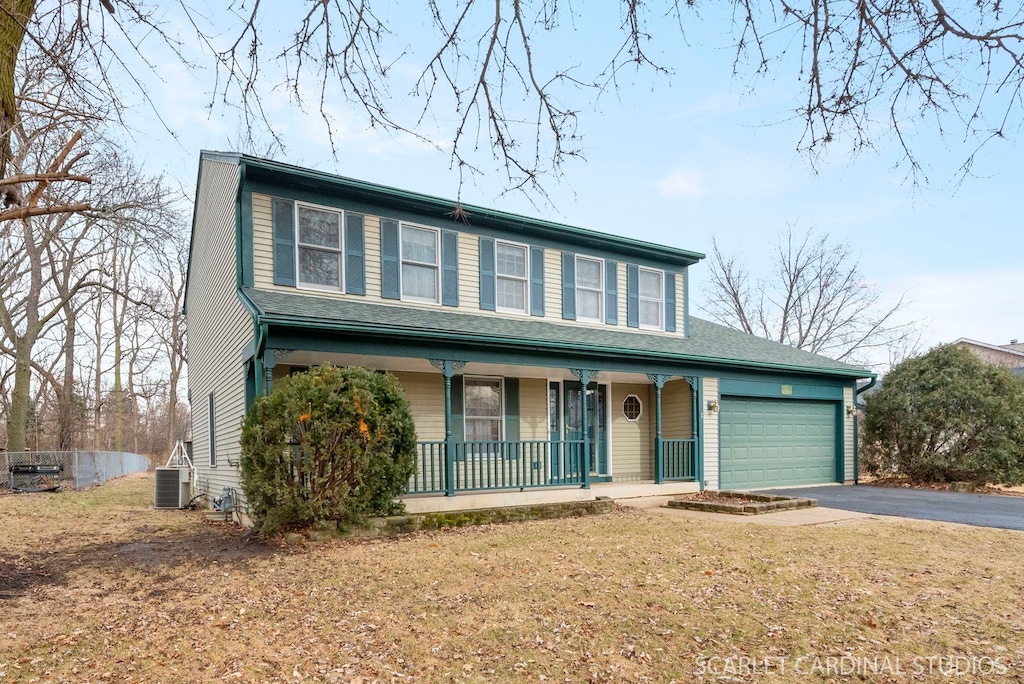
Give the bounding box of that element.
[241,288,872,379]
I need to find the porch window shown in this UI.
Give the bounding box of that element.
[495,241,528,313]
[297,204,343,290]
[638,267,664,330]
[576,256,603,323]
[464,377,503,444]
[622,394,642,421]
[401,224,439,302]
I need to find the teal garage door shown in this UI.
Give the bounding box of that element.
[719,397,837,489]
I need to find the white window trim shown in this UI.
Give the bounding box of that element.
[495,239,530,315]
[622,394,643,422]
[463,376,504,454]
[638,266,664,331]
[295,201,345,293]
[399,221,441,304]
[575,255,604,324]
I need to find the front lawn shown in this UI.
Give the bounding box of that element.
[1,475,1022,682]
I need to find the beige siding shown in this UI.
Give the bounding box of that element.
[611,383,653,481]
[186,159,251,505]
[458,232,480,310]
[662,379,693,439]
[519,378,548,441]
[676,270,686,336]
[844,386,855,482]
[251,193,693,338]
[544,248,561,319]
[391,372,445,442]
[702,377,720,490]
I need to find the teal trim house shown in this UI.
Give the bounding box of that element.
[185,152,873,519]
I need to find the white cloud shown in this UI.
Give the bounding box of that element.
[656,169,707,198]
[882,268,1024,351]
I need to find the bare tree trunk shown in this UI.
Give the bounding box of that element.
[0,0,35,181]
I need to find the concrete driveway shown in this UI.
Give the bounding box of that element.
[759,485,1024,531]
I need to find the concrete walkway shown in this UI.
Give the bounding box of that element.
[617,495,884,527]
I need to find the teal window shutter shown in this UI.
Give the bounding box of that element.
[442,230,459,306]
[479,237,496,311]
[345,212,366,295]
[561,252,576,320]
[605,260,618,325]
[626,264,639,328]
[451,375,465,461]
[271,198,295,286]
[380,218,400,299]
[504,378,520,459]
[665,271,677,332]
[530,246,545,316]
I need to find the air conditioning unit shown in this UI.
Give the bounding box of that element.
[154,467,191,509]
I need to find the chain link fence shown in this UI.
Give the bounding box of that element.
[1,451,151,492]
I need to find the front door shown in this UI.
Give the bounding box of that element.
[564,381,608,476]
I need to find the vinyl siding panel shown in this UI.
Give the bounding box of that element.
[458,232,479,310]
[364,215,382,299]
[617,264,628,329]
[519,378,548,441]
[391,371,445,442]
[844,386,855,482]
[544,248,561,320]
[676,271,686,335]
[662,379,693,439]
[702,377,720,490]
[186,159,251,506]
[611,383,652,481]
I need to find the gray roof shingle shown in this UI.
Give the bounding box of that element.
[242,287,871,378]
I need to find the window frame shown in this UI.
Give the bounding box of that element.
[575,255,604,324]
[622,394,643,422]
[399,221,441,304]
[294,201,345,293]
[494,239,530,315]
[638,266,665,331]
[462,376,504,447]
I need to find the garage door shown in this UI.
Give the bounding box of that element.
[719,397,837,489]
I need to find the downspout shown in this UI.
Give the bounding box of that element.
[853,376,877,485]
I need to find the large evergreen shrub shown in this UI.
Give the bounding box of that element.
[861,344,1024,484]
[240,365,417,535]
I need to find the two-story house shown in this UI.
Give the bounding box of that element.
[185,152,873,521]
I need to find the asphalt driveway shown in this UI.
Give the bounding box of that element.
[759,485,1024,531]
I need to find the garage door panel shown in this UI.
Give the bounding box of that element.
[720,397,837,489]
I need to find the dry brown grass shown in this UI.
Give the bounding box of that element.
[2,474,1024,683]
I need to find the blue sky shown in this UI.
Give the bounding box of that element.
[117,4,1023,369]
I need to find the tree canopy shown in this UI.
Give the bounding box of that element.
[0,1,1022,196]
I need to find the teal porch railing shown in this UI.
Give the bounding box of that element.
[663,439,697,481]
[408,438,698,494]
[408,439,586,495]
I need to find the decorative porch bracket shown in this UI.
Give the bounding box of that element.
[682,375,703,491]
[646,374,672,484]
[569,368,598,489]
[429,359,467,497]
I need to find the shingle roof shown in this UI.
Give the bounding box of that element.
[242,287,871,378]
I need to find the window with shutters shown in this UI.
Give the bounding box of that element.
[401,223,440,302]
[296,203,344,291]
[638,267,664,330]
[576,256,604,323]
[495,241,529,314]
[464,377,503,451]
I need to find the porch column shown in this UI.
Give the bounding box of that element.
[647,374,670,484]
[570,368,598,490]
[430,359,466,497]
[261,350,278,396]
[683,376,703,490]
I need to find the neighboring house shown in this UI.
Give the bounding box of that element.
[185,152,873,521]
[955,338,1024,377]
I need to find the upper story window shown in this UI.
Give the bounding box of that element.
[297,204,344,291]
[576,256,604,323]
[495,241,528,314]
[638,267,664,330]
[401,223,440,303]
